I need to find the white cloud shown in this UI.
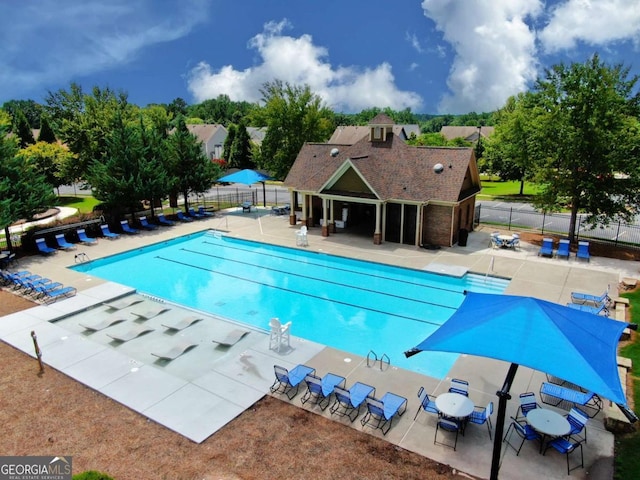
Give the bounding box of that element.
[187,20,423,113]
[0,0,209,99]
[421,0,543,113]
[406,32,425,53]
[539,0,640,53]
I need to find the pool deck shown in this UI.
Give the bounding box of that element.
[2,208,638,480]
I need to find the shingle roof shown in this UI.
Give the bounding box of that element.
[440,126,495,141]
[284,133,478,203]
[186,124,225,143]
[327,124,419,144]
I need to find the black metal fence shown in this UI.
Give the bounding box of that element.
[475,204,640,250]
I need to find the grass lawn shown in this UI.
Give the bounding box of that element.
[56,195,102,214]
[616,289,640,479]
[478,179,543,200]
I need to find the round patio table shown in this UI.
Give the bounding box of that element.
[526,408,571,452]
[436,392,474,419]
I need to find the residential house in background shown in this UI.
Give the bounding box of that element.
[284,114,481,247]
[187,124,228,160]
[246,127,267,146]
[440,125,494,142]
[328,124,420,144]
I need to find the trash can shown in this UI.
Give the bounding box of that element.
[458,228,469,247]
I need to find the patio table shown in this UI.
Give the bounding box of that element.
[436,392,474,419]
[526,408,571,453]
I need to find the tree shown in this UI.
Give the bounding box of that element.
[16,142,73,193]
[0,125,56,251]
[138,117,170,217]
[167,97,188,119]
[254,80,334,179]
[2,99,42,128]
[483,94,536,192]
[165,116,219,213]
[228,123,254,169]
[13,110,35,148]
[516,54,640,241]
[222,124,236,162]
[37,114,57,143]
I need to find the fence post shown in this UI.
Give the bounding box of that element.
[508,207,513,231]
[615,220,621,248]
[541,212,546,234]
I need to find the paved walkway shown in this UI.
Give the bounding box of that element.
[2,207,638,480]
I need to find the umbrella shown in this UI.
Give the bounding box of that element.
[218,169,273,207]
[405,291,636,480]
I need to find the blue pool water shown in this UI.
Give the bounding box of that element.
[72,231,508,378]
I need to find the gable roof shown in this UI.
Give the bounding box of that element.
[186,124,226,143]
[246,126,267,145]
[328,124,420,144]
[440,126,495,141]
[284,132,479,203]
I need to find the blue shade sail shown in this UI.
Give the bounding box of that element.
[407,291,629,406]
[218,169,272,185]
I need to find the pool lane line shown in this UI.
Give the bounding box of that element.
[179,247,460,311]
[154,255,448,327]
[199,240,467,296]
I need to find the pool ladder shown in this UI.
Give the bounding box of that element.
[366,350,390,371]
[74,252,90,263]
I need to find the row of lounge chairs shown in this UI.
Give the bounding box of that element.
[270,364,407,436]
[538,238,591,261]
[566,285,611,316]
[0,269,77,303]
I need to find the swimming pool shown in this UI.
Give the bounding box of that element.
[72,231,508,378]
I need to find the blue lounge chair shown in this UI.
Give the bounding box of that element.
[157,213,174,226]
[77,229,97,245]
[35,238,56,255]
[120,220,139,234]
[100,224,120,239]
[138,216,158,230]
[176,211,194,223]
[566,302,609,316]
[556,239,570,259]
[300,373,345,410]
[361,392,407,435]
[28,279,63,297]
[270,364,315,400]
[576,241,590,262]
[37,285,77,303]
[55,234,76,250]
[570,285,610,306]
[414,386,439,420]
[188,207,204,219]
[539,382,602,418]
[330,382,376,422]
[538,237,554,257]
[198,206,214,217]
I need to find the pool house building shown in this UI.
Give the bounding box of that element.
[283,114,482,247]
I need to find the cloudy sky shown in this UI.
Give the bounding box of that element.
[1,0,639,114]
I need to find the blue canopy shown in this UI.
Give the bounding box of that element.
[406,292,628,405]
[218,169,272,185]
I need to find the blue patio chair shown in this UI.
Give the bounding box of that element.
[55,234,76,250]
[120,220,140,234]
[361,392,407,435]
[449,378,469,396]
[434,417,461,451]
[543,437,584,475]
[555,239,570,259]
[570,285,610,306]
[188,207,204,219]
[330,382,376,422]
[176,211,194,223]
[539,382,602,418]
[100,224,120,239]
[138,216,158,230]
[505,233,520,250]
[77,229,97,245]
[414,386,440,420]
[468,401,494,439]
[515,392,540,420]
[37,285,77,303]
[35,238,56,255]
[538,237,554,257]
[198,206,214,217]
[566,302,609,316]
[503,418,541,455]
[300,373,345,410]
[565,407,589,444]
[576,241,590,262]
[270,364,315,400]
[157,213,175,226]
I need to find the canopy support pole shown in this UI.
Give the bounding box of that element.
[262,182,267,207]
[490,363,519,480]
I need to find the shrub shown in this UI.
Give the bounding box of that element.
[73,471,114,480]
